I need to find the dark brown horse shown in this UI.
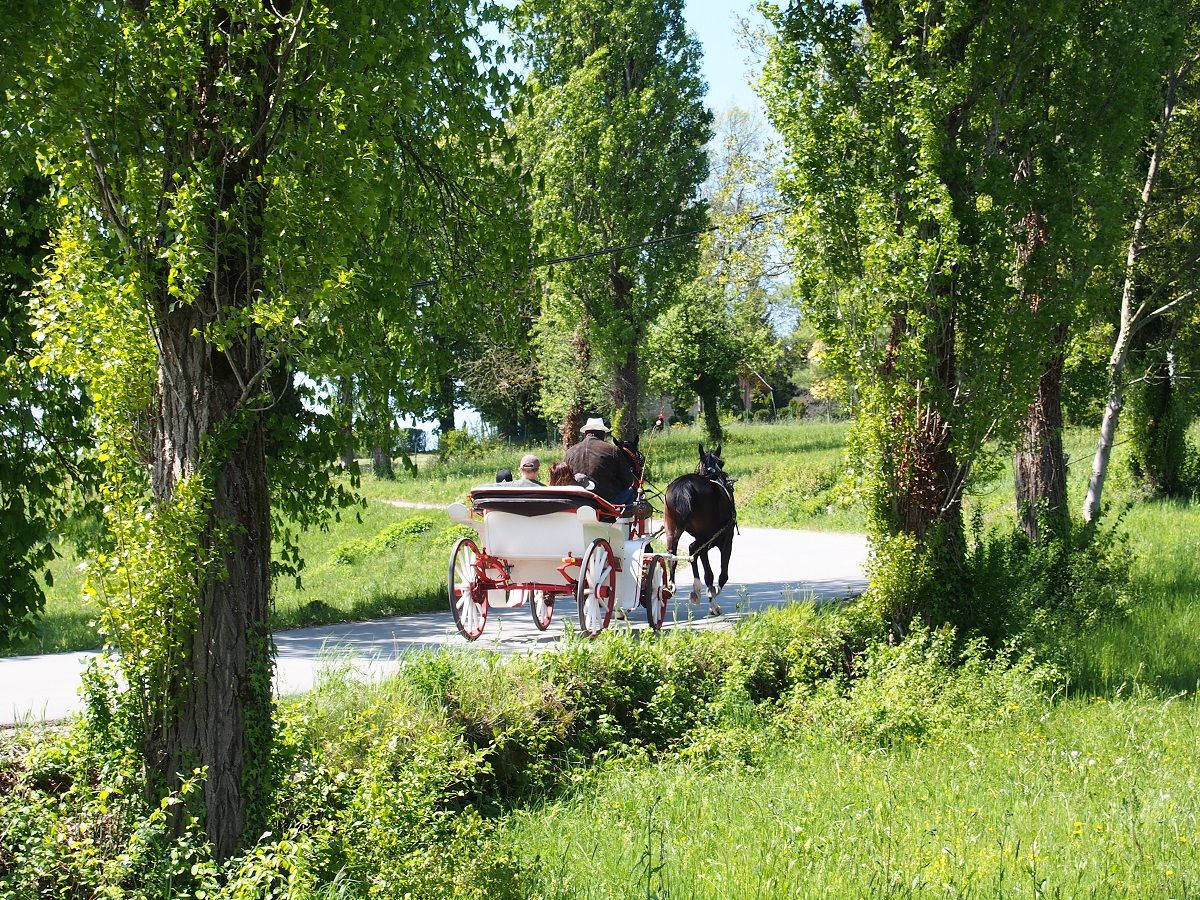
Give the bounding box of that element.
[663,444,736,616]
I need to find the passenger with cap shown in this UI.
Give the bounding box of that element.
[564,417,637,505]
[513,454,544,487]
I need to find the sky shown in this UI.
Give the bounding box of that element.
[684,0,773,121]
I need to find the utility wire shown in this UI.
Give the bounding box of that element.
[408,205,791,290]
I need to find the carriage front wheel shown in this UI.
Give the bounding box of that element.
[448,537,488,640]
[642,555,670,631]
[577,538,616,637]
[530,590,554,630]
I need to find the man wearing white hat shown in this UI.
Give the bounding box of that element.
[564,417,637,505]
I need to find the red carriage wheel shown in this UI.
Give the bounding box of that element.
[448,537,488,640]
[642,554,670,631]
[576,538,616,637]
[530,590,554,630]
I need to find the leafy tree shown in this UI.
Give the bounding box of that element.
[1087,15,1200,508]
[0,7,100,641]
[761,0,1166,628]
[647,107,783,444]
[515,0,711,440]
[18,0,511,858]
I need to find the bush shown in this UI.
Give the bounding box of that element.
[960,513,1132,657]
[329,537,373,566]
[375,515,435,549]
[438,429,489,462]
[787,624,1059,747]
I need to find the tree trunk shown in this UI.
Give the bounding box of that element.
[372,444,395,480]
[150,236,272,863]
[1083,56,1190,523]
[1015,342,1068,541]
[612,348,640,442]
[1130,337,1186,497]
[561,329,591,451]
[338,376,355,469]
[880,304,965,630]
[699,383,722,446]
[436,373,456,437]
[1009,163,1067,542]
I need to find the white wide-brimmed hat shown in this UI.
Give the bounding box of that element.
[580,417,612,434]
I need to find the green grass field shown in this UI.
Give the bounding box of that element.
[507,694,1200,898]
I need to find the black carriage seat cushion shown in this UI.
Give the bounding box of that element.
[469,486,624,520]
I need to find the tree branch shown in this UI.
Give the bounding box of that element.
[80,123,135,252]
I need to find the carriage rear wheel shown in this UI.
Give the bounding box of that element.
[530,590,554,630]
[577,538,616,637]
[642,555,670,631]
[448,537,488,640]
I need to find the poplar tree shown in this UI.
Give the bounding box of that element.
[18,0,510,857]
[761,0,1166,627]
[515,0,711,441]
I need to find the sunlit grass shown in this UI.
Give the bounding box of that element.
[508,695,1200,898]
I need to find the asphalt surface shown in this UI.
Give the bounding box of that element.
[0,526,868,725]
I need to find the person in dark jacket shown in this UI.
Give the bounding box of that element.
[564,418,636,505]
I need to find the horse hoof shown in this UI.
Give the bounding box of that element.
[709,603,723,617]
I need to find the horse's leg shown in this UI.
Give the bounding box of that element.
[698,548,720,616]
[710,530,732,616]
[665,523,680,591]
[687,538,703,603]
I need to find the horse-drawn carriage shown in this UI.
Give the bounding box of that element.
[445,485,671,640]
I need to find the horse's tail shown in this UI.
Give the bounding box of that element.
[663,479,693,532]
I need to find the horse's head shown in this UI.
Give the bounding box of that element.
[617,436,645,480]
[697,443,735,491]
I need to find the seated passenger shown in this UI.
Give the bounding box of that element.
[548,461,574,486]
[513,454,544,487]
[564,418,636,505]
[495,468,513,483]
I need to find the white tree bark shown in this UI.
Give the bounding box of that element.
[1082,57,1195,523]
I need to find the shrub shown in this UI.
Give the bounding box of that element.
[438,429,489,462]
[788,624,1059,747]
[960,513,1132,657]
[329,537,373,566]
[375,515,435,549]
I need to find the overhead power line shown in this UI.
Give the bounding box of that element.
[407,205,791,291]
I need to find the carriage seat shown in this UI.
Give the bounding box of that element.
[469,485,625,521]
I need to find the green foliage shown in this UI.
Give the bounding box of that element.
[645,107,784,443]
[376,515,436,547]
[761,0,1170,627]
[438,428,493,463]
[960,514,1132,657]
[516,0,712,434]
[792,625,1059,748]
[0,167,98,643]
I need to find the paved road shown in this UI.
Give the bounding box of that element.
[0,527,868,725]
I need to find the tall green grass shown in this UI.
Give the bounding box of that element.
[508,695,1200,898]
